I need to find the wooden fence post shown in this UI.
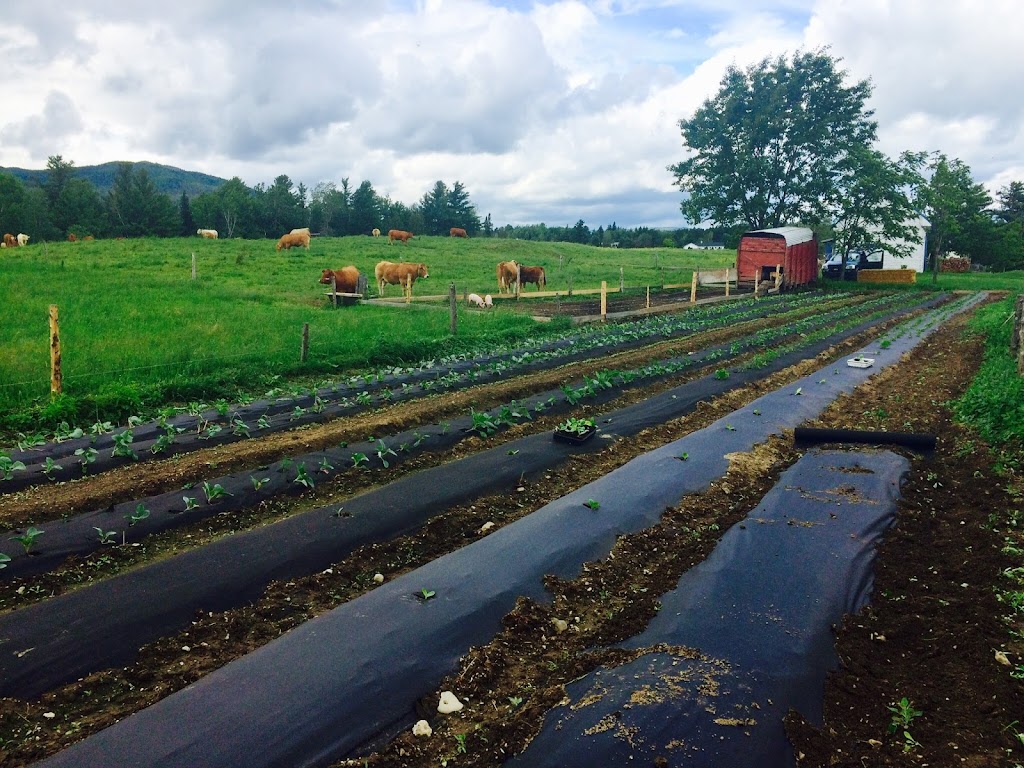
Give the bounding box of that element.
[331,274,338,308]
[300,323,309,362]
[754,269,760,299]
[449,282,458,335]
[405,274,412,304]
[601,281,607,322]
[191,253,197,281]
[725,267,731,297]
[690,271,698,304]
[646,286,650,309]
[619,267,624,293]
[49,305,62,397]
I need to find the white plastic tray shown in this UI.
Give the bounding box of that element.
[846,356,875,368]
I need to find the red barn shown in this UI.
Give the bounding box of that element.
[736,227,818,289]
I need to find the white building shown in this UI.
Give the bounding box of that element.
[876,217,930,272]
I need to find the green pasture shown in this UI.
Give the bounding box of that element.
[0,235,733,432]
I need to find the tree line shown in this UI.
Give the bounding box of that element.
[670,48,1024,272]
[0,158,708,248]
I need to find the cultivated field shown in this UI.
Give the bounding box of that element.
[0,236,1021,768]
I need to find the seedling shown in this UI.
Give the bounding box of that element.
[75,446,99,475]
[887,697,922,753]
[94,527,118,545]
[583,499,601,510]
[231,418,251,438]
[455,734,467,754]
[0,553,10,569]
[555,417,595,436]
[111,430,138,460]
[375,440,397,468]
[676,452,689,461]
[714,368,729,380]
[90,420,114,436]
[356,391,373,406]
[256,416,272,430]
[419,588,436,601]
[182,496,198,511]
[202,481,232,502]
[470,409,499,437]
[151,433,175,454]
[725,423,736,431]
[880,339,892,349]
[9,526,44,553]
[291,406,307,421]
[16,432,45,451]
[318,456,335,474]
[412,431,428,448]
[127,504,150,525]
[752,408,761,416]
[352,452,369,468]
[0,456,27,481]
[792,387,803,396]
[507,449,520,456]
[508,696,523,708]
[201,424,223,440]
[293,463,315,489]
[250,476,270,491]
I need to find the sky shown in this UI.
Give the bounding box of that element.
[1,0,1022,229]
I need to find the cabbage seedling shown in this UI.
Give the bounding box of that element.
[293,463,315,489]
[419,588,436,601]
[9,526,44,553]
[0,456,27,481]
[250,476,270,490]
[94,527,118,545]
[202,481,231,502]
[583,499,600,511]
[127,504,150,526]
[0,553,10,568]
[182,496,198,511]
[352,452,369,469]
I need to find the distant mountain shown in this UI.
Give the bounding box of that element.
[0,161,228,198]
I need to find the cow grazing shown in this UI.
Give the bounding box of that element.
[84,235,94,241]
[2,233,14,248]
[290,227,311,237]
[16,233,29,247]
[496,260,520,294]
[375,260,429,297]
[276,231,311,251]
[320,266,361,294]
[467,293,486,308]
[371,228,381,237]
[388,229,414,245]
[68,234,78,242]
[197,229,218,239]
[450,227,468,238]
[519,265,546,290]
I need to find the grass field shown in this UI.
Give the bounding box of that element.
[0,236,734,433]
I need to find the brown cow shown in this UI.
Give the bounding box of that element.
[375,260,429,297]
[496,260,520,294]
[67,233,78,242]
[519,265,546,290]
[276,231,311,251]
[450,227,468,238]
[320,266,361,294]
[388,229,414,244]
[83,235,95,241]
[1,233,14,248]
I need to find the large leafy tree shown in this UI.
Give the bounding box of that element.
[349,180,383,236]
[828,148,926,260]
[670,49,876,229]
[919,154,992,279]
[996,181,1024,225]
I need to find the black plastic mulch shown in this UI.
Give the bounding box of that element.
[2,295,814,490]
[0,292,936,579]
[507,449,910,768]
[27,296,983,768]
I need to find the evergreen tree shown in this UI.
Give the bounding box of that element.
[179,192,196,237]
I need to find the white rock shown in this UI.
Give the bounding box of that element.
[373,573,385,584]
[437,691,464,714]
[478,521,495,534]
[412,719,433,737]
[551,618,568,633]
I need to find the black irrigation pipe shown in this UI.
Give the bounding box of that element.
[0,294,948,700]
[0,292,938,580]
[0,293,837,490]
[29,295,986,768]
[793,426,937,452]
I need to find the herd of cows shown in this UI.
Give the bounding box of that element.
[1,232,30,247]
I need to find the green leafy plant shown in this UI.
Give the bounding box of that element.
[293,463,315,489]
[95,527,118,545]
[375,440,398,468]
[508,696,523,708]
[9,526,44,553]
[250,475,270,490]
[127,504,150,525]
[676,452,689,461]
[231,418,251,438]
[183,496,198,511]
[470,409,499,437]
[0,553,10,569]
[556,417,595,436]
[256,415,272,430]
[455,733,467,754]
[75,446,99,475]
[111,429,138,460]
[419,588,436,601]
[725,423,736,431]
[887,697,923,753]
[0,455,28,481]
[583,499,601,510]
[714,368,729,380]
[352,452,369,468]
[318,456,334,474]
[202,481,232,502]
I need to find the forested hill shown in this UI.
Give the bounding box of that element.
[0,161,227,197]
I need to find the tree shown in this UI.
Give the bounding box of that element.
[349,180,382,236]
[482,213,493,237]
[670,49,876,229]
[995,181,1024,224]
[106,163,179,237]
[828,148,926,260]
[446,181,481,235]
[179,192,196,237]
[418,181,451,235]
[60,179,107,237]
[919,154,992,281]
